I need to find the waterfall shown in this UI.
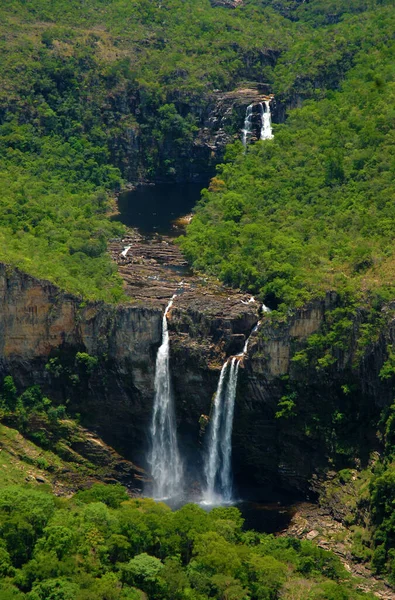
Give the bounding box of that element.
[203,358,240,504]
[203,355,241,505]
[203,361,230,504]
[121,244,131,257]
[202,304,271,504]
[242,103,253,148]
[260,100,274,140]
[219,357,240,500]
[202,351,245,504]
[241,322,260,355]
[148,295,183,499]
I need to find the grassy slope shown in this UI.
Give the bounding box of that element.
[0,421,121,493]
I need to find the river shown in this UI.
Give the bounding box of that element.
[114,182,206,236]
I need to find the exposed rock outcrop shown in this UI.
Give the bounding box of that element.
[210,0,243,7]
[0,256,259,476]
[193,86,278,166]
[0,244,393,498]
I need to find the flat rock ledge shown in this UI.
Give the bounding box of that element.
[110,230,260,324]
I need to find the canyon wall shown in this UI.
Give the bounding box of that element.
[1,263,393,498]
[111,83,281,183]
[170,293,395,497]
[0,264,257,476]
[0,263,162,465]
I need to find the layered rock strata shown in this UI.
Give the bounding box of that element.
[0,250,259,478]
[1,239,393,496]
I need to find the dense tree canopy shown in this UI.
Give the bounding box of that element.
[0,484,376,599]
[0,0,393,300]
[180,31,395,310]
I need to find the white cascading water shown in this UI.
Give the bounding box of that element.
[149,295,183,499]
[202,303,270,505]
[242,103,254,148]
[260,100,274,140]
[203,361,230,504]
[121,244,131,257]
[219,357,240,500]
[202,355,242,504]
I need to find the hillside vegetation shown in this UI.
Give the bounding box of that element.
[180,7,395,310]
[0,0,292,299]
[0,482,378,600]
[1,0,393,300]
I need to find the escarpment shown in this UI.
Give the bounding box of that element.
[0,259,259,475]
[169,291,395,497]
[0,263,162,466]
[1,250,394,499]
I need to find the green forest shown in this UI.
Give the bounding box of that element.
[180,8,395,310]
[2,0,395,598]
[0,0,393,304]
[0,483,378,600]
[0,0,292,300]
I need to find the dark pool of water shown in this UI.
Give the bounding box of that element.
[237,501,296,534]
[156,493,295,534]
[114,182,207,236]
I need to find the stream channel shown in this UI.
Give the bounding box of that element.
[115,182,205,236]
[114,182,298,534]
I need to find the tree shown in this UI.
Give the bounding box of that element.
[76,484,128,509]
[245,554,287,600]
[121,553,164,596]
[28,578,79,600]
[1,377,18,410]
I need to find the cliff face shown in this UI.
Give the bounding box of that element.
[0,263,162,465]
[168,299,331,495]
[0,262,259,478]
[170,293,394,497]
[232,299,335,496]
[232,299,394,496]
[192,86,277,167]
[111,84,280,183]
[1,263,393,498]
[0,264,161,362]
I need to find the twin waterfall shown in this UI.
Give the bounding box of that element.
[148,294,268,504]
[202,317,264,504]
[260,100,274,140]
[242,99,273,147]
[202,357,241,504]
[148,296,183,499]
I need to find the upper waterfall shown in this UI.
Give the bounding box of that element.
[148,295,183,499]
[242,100,274,148]
[260,100,274,140]
[242,103,253,148]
